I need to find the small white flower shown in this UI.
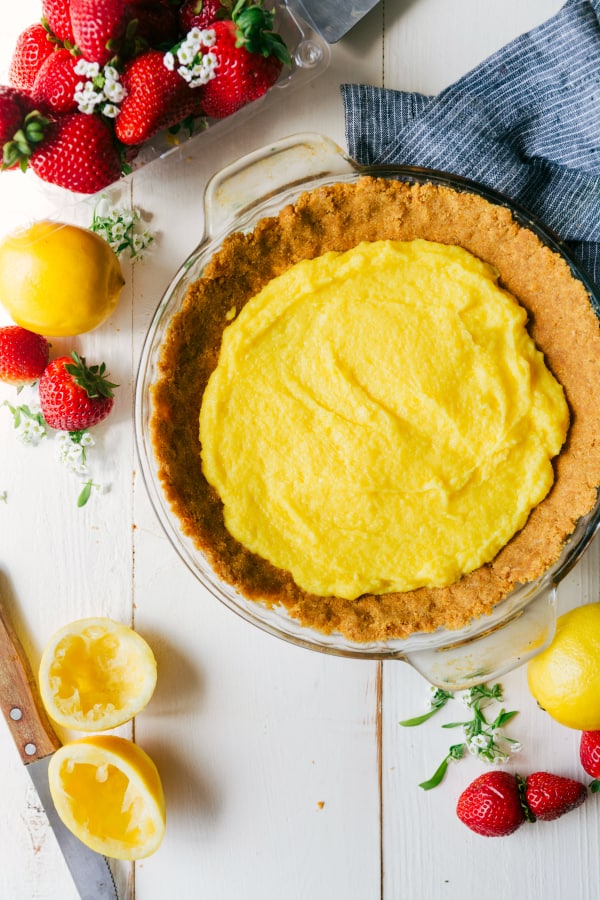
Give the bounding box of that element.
[132,233,148,253]
[80,432,95,448]
[103,65,119,82]
[492,753,510,765]
[188,27,203,43]
[509,741,522,753]
[177,45,194,65]
[74,58,91,76]
[110,222,127,240]
[16,419,46,446]
[201,28,216,46]
[101,103,120,119]
[103,80,126,103]
[468,733,492,751]
[177,65,193,83]
[78,97,99,114]
[455,691,472,708]
[163,51,175,71]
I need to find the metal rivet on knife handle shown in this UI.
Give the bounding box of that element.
[0,592,61,764]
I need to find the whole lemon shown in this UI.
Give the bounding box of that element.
[0,220,125,336]
[527,602,600,730]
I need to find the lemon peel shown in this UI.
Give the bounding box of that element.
[48,735,166,860]
[527,603,600,730]
[39,617,157,731]
[0,220,124,336]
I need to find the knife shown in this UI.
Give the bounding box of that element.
[0,592,118,900]
[292,0,381,43]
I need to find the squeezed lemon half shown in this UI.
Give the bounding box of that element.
[39,617,157,731]
[48,735,166,860]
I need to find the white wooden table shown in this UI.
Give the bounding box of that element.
[3,2,600,898]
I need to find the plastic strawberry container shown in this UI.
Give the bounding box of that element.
[0,0,330,214]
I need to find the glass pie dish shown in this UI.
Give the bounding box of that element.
[135,132,600,689]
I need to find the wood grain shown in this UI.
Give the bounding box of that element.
[1,2,597,900]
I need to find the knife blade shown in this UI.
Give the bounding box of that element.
[0,591,118,900]
[292,0,381,43]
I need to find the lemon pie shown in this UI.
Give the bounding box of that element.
[151,177,600,641]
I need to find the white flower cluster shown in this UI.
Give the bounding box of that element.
[91,199,154,261]
[73,60,127,118]
[455,686,522,765]
[15,413,46,446]
[403,681,522,789]
[163,27,218,88]
[2,394,47,446]
[56,431,95,475]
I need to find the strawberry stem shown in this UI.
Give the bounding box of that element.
[64,351,118,400]
[2,111,50,173]
[231,0,291,65]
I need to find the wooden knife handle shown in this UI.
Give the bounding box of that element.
[0,592,61,763]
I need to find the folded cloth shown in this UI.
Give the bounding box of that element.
[341,0,600,287]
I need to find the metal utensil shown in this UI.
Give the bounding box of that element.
[0,591,118,900]
[293,0,381,43]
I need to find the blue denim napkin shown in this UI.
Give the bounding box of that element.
[341,0,600,286]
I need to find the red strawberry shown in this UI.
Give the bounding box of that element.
[198,1,289,119]
[39,352,118,431]
[179,0,229,31]
[456,771,525,837]
[524,771,587,821]
[30,113,122,193]
[580,731,600,791]
[0,327,50,386]
[42,0,76,45]
[32,49,81,115]
[8,23,57,91]
[70,0,132,65]
[115,49,204,145]
[130,0,180,46]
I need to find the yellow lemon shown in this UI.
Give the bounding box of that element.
[39,617,157,732]
[527,603,600,730]
[48,735,166,860]
[0,220,124,336]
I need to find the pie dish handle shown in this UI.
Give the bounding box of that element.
[401,581,558,690]
[202,132,357,239]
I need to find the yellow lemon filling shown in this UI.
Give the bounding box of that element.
[200,239,569,600]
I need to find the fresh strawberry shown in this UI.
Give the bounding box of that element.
[0,89,47,172]
[42,0,76,45]
[179,0,230,31]
[8,23,57,91]
[39,352,118,431]
[70,0,132,65]
[198,0,290,119]
[524,771,587,821]
[30,112,123,193]
[456,771,525,837]
[32,49,81,115]
[580,731,600,791]
[0,326,50,386]
[130,0,180,46]
[115,49,204,145]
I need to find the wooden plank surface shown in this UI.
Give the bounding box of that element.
[2,2,599,899]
